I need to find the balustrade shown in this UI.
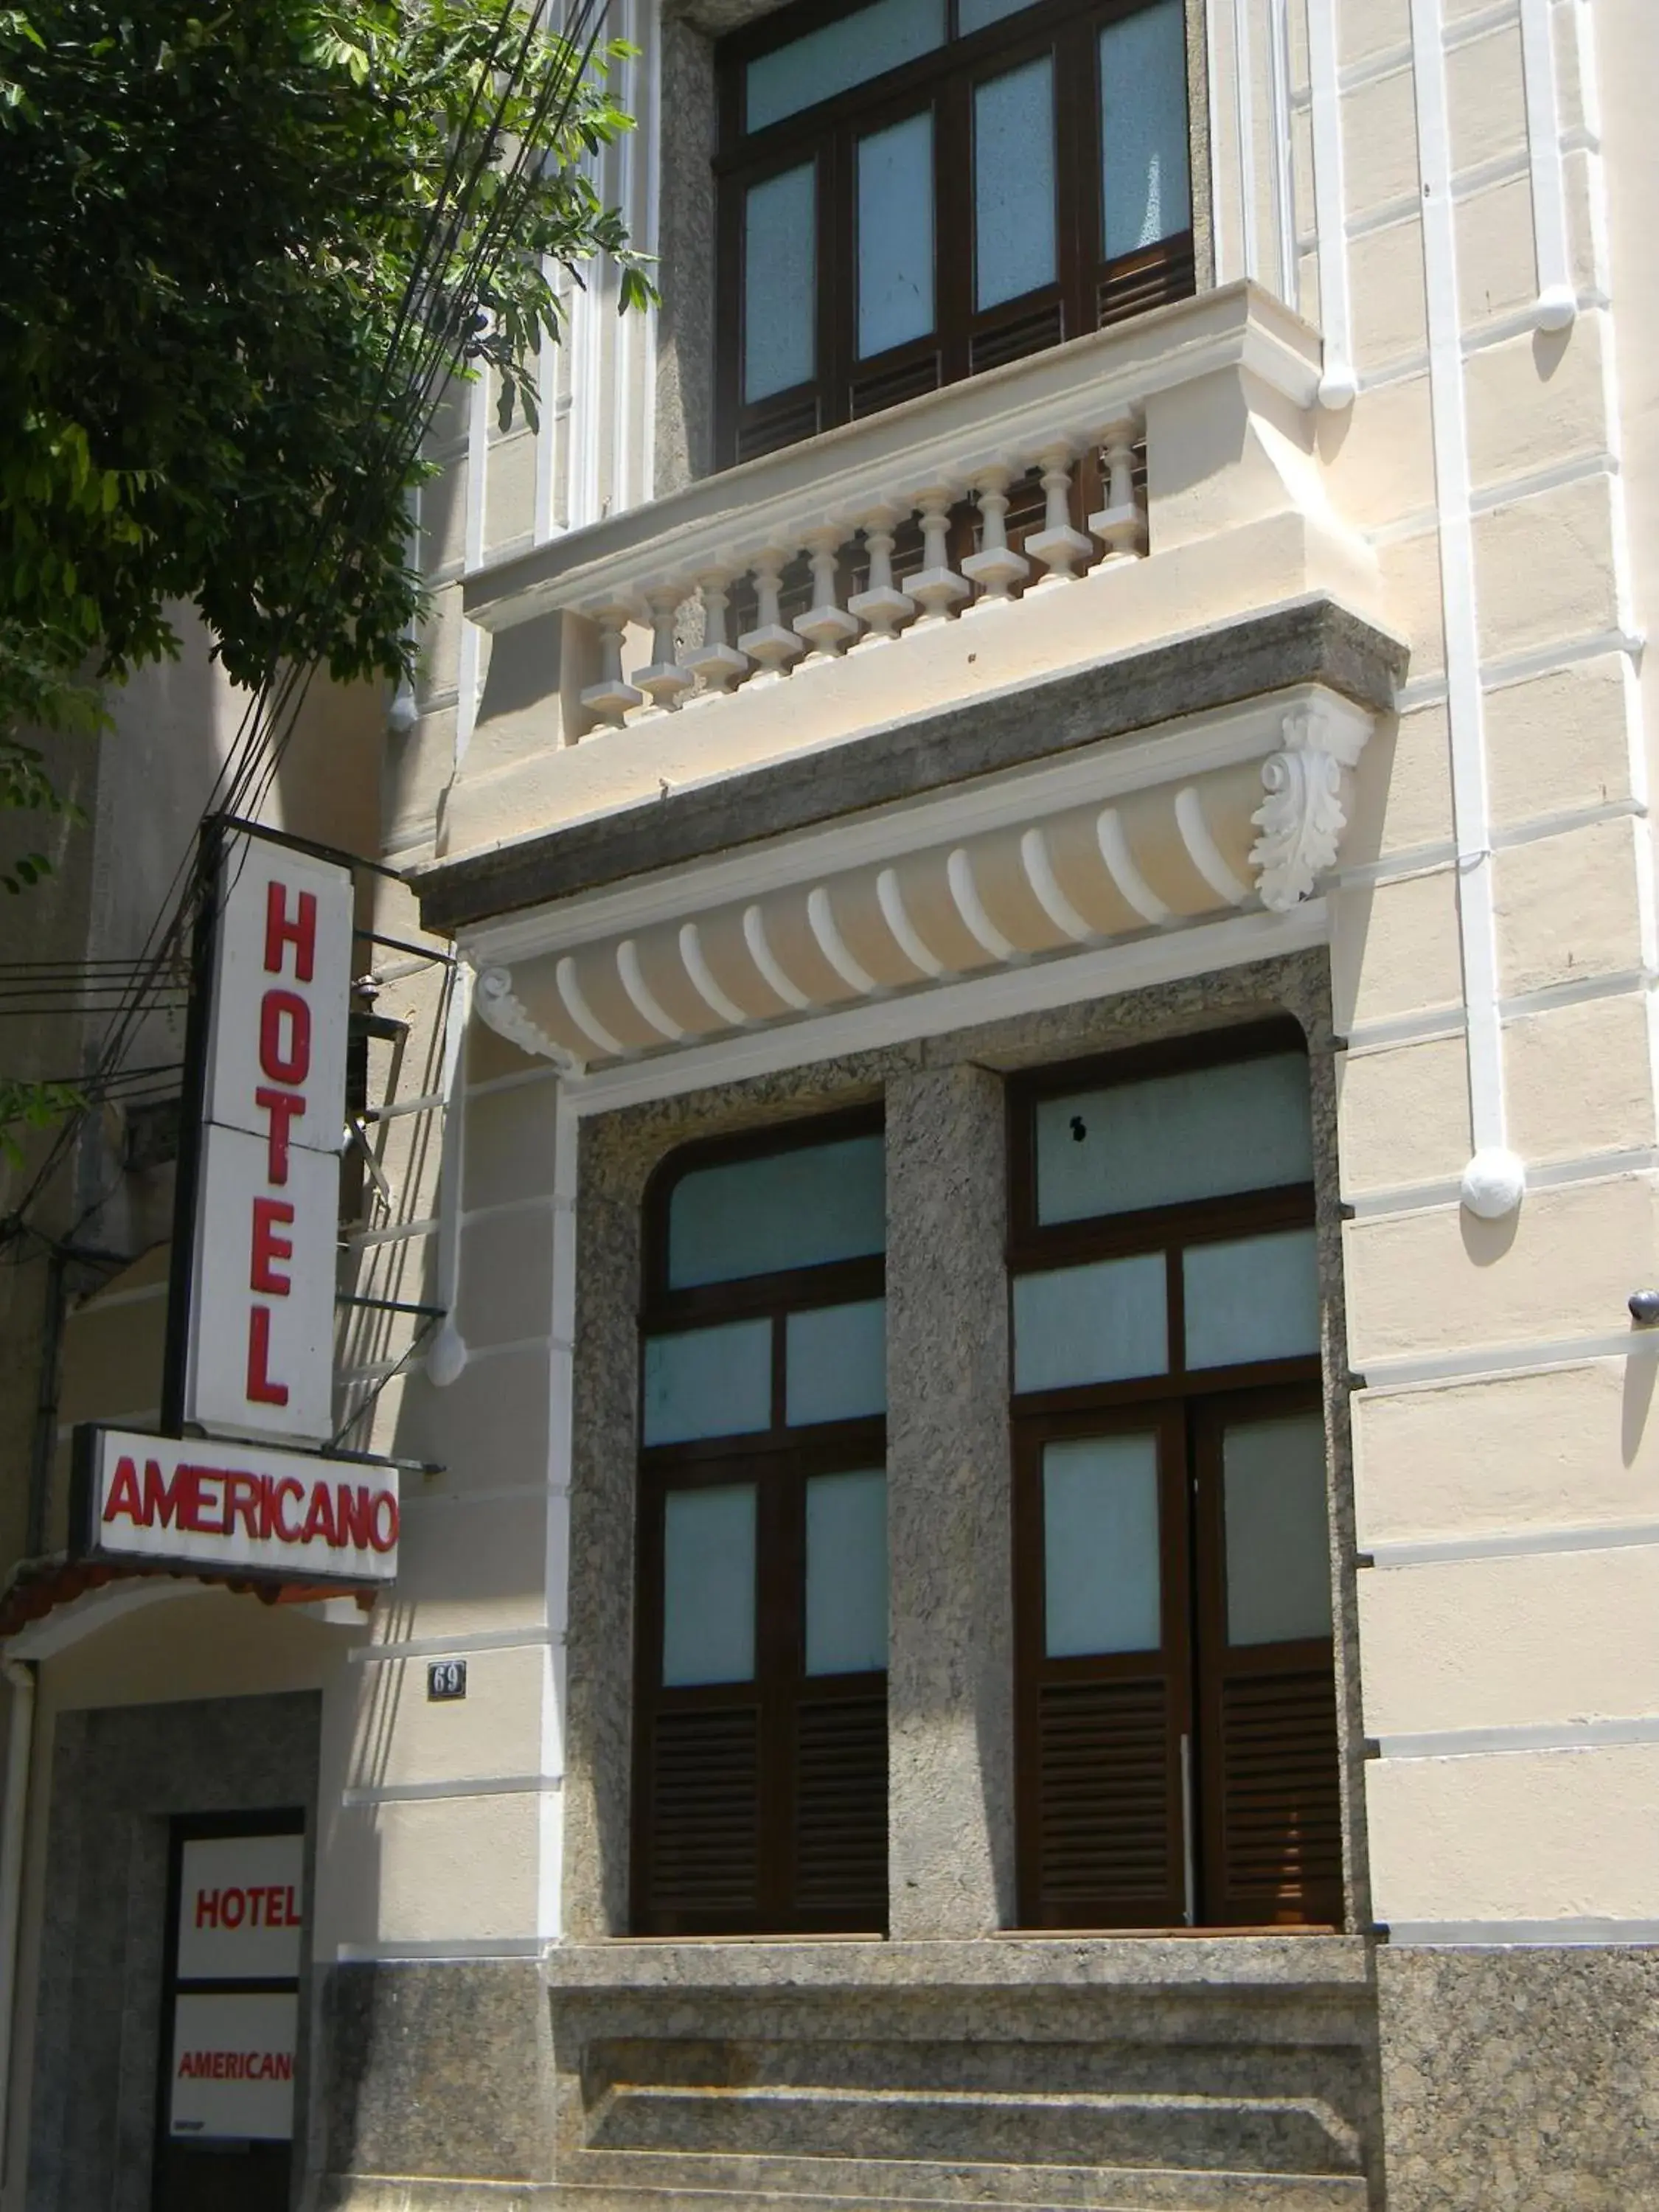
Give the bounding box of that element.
[576,416,1145,731]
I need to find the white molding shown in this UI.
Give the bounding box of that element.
[333,1935,548,1962]
[1367,1519,1659,1569]
[1411,0,1514,1212]
[349,1624,562,1664]
[460,684,1354,969]
[563,904,1329,1117]
[1519,0,1577,329]
[1360,1324,1659,1393]
[1233,0,1259,285]
[1384,1919,1659,1948]
[1305,0,1357,406]
[341,1773,561,1808]
[1345,1145,1659,1219]
[1377,1718,1659,1761]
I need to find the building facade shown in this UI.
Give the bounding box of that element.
[4,0,1659,2206]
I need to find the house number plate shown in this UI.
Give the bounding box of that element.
[427,1659,467,1702]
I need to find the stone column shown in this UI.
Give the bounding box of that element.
[885,1062,1015,1938]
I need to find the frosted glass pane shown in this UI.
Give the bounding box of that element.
[747,0,946,131]
[959,0,1040,32]
[669,1133,885,1288]
[663,1485,757,1684]
[1223,1414,1332,1646]
[1100,0,1192,258]
[642,1319,771,1444]
[744,165,816,402]
[1035,1054,1312,1223]
[787,1299,887,1425]
[1012,1252,1167,1393]
[1043,1434,1161,1656]
[858,113,935,358]
[806,1470,889,1674]
[974,57,1057,310]
[1183,1229,1320,1370]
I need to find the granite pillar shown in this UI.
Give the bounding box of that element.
[884,1062,1015,1939]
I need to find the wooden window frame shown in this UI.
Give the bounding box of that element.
[1007,1021,1343,1933]
[631,1107,890,1936]
[714,0,1197,466]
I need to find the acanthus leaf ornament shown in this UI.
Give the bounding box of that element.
[1250,707,1367,913]
[473,964,584,1075]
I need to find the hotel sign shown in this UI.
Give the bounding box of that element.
[72,1427,399,1585]
[183,827,353,1444]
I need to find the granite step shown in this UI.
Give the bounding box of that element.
[560,2165,1372,2212]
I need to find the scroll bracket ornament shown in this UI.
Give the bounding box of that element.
[1250,706,1369,913]
[473,964,584,1076]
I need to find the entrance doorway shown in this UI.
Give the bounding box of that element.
[152,1812,304,2212]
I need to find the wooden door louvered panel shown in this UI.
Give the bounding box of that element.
[1096,232,1197,330]
[1210,1663,1343,1927]
[793,1692,888,1926]
[641,1705,762,1930]
[1030,1677,1183,1927]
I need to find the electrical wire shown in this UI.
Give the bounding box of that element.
[3,0,616,1259]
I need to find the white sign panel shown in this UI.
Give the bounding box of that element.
[185,830,352,1444]
[169,1992,296,2141]
[178,1835,305,1982]
[79,1427,398,1585]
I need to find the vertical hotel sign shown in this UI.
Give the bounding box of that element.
[182,828,352,1444]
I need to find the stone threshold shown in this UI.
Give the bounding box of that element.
[545,1933,1373,1993]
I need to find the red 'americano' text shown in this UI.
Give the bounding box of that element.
[102,1455,397,1552]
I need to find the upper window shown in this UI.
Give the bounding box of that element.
[717,0,1195,464]
[633,1113,889,1935]
[1007,1024,1343,1934]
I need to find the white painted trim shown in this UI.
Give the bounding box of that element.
[1345,1146,1659,1218]
[1360,1326,1659,1393]
[1206,0,1229,284]
[1518,0,1576,328]
[6,1577,220,1661]
[345,1217,439,1250]
[341,1773,561,1808]
[1411,0,1510,1191]
[543,1085,580,1944]
[1232,0,1259,284]
[400,1482,569,1514]
[68,1277,167,1317]
[333,1935,548,1962]
[1377,1718,1659,1761]
[1343,1006,1467,1053]
[465,1062,563,1102]
[1384,1919,1659,1947]
[563,904,1329,1117]
[349,1625,562,1664]
[1267,0,1299,307]
[456,370,490,762]
[1306,0,1356,406]
[1467,449,1616,515]
[459,684,1333,970]
[1367,1519,1659,1569]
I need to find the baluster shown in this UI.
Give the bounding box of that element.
[1024,440,1094,586]
[634,585,696,712]
[681,566,751,696]
[1088,417,1147,563]
[908,481,970,625]
[793,524,860,659]
[846,503,917,644]
[961,461,1030,607]
[579,600,644,728]
[737,546,805,682]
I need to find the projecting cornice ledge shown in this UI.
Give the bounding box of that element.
[414,597,1405,939]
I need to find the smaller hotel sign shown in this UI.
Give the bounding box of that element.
[73,1427,399,1585]
[170,1835,305,2142]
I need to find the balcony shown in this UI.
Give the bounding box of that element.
[417,282,1405,1079]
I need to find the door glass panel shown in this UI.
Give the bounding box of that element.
[748,0,946,131]
[663,1484,758,1683]
[974,56,1057,310]
[959,0,1041,32]
[1035,1054,1312,1225]
[744,164,817,402]
[858,112,936,357]
[806,1470,889,1673]
[787,1298,887,1425]
[1099,0,1192,259]
[1012,1251,1167,1393]
[668,1133,885,1287]
[1043,1433,1162,1655]
[643,1318,772,1444]
[1183,1229,1319,1371]
[1223,1413,1332,1645]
